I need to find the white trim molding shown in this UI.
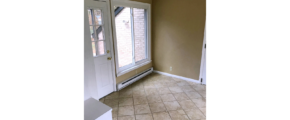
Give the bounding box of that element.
[153,70,200,84]
[104,0,117,92]
[199,24,206,84]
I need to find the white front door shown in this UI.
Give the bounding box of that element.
[85,0,115,99]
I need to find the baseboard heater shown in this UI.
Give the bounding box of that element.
[117,67,153,91]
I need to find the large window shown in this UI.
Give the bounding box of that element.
[112,1,151,76]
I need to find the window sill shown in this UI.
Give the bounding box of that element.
[116,60,151,77]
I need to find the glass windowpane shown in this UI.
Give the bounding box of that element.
[94,9,102,25]
[96,26,104,40]
[133,8,147,62]
[97,41,105,55]
[92,42,96,56]
[87,10,93,25]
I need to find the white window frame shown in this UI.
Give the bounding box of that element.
[111,0,151,77]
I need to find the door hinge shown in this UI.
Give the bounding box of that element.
[204,44,206,48]
[201,78,203,83]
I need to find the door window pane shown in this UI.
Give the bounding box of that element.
[97,41,105,55]
[94,9,102,25]
[96,26,104,40]
[89,26,95,41]
[92,42,96,56]
[88,10,93,25]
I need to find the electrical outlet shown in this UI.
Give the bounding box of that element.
[170,66,172,71]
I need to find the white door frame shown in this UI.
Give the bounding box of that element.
[84,0,117,100]
[199,25,206,84]
[104,0,117,92]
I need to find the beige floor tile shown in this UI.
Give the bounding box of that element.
[163,101,182,111]
[133,90,146,97]
[145,88,159,96]
[168,86,183,93]
[167,82,178,87]
[143,84,156,89]
[112,106,118,117]
[105,92,119,99]
[191,97,206,108]
[152,112,172,120]
[119,98,134,106]
[131,84,144,91]
[168,110,190,120]
[104,99,118,104]
[193,85,206,91]
[143,81,155,85]
[113,117,117,120]
[158,87,172,95]
[177,81,190,86]
[149,102,167,113]
[160,94,176,102]
[133,96,148,105]
[147,94,162,103]
[135,114,153,120]
[118,115,135,120]
[163,75,173,79]
[173,93,190,101]
[199,107,206,116]
[134,104,151,115]
[178,100,197,110]
[99,98,105,103]
[186,81,198,86]
[184,91,202,99]
[190,83,199,88]
[150,74,160,78]
[184,108,206,120]
[120,86,132,91]
[166,78,177,83]
[151,75,161,79]
[104,99,119,108]
[172,77,183,82]
[119,89,133,98]
[181,85,196,92]
[155,82,168,88]
[155,79,165,83]
[118,105,134,116]
[197,90,206,98]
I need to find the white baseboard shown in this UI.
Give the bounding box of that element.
[153,70,200,83]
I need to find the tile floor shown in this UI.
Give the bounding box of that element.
[99,73,206,120]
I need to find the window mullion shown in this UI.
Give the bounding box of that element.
[130,7,135,65]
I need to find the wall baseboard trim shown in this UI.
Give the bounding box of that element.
[153,70,200,83]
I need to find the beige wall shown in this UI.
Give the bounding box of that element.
[152,0,206,80]
[113,0,152,84]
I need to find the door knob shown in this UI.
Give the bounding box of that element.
[107,57,112,60]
